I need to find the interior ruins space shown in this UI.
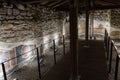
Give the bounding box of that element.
[0,0,120,80]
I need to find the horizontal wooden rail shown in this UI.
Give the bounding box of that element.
[104,29,120,80]
[1,35,66,80]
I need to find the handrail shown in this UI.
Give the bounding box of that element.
[0,36,63,64]
[104,29,110,60]
[111,40,120,80]
[1,47,37,64]
[104,29,120,80]
[108,40,113,73]
[113,42,119,55]
[111,40,120,57]
[1,35,67,80]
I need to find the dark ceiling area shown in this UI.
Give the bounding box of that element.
[0,0,120,11]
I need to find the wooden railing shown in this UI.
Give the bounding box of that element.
[0,35,66,80]
[104,29,120,80]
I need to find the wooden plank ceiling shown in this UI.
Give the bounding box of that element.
[0,0,120,11]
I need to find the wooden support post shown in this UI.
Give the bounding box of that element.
[85,0,90,40]
[86,9,89,40]
[109,41,113,73]
[106,33,108,49]
[106,32,108,48]
[92,12,95,39]
[53,40,56,64]
[69,0,78,79]
[40,44,43,55]
[104,29,106,44]
[63,35,65,55]
[90,13,94,39]
[2,63,7,80]
[107,37,110,60]
[36,48,41,79]
[114,55,119,80]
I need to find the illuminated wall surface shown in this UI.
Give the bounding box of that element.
[63,10,120,39]
[0,45,36,77]
[110,9,120,39]
[0,5,120,78]
[63,10,111,39]
[78,10,110,35]
[0,5,65,77]
[0,32,60,77]
[0,6,65,42]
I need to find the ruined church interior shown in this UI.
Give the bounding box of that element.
[0,0,120,80]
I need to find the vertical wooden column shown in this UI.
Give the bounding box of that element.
[2,63,7,80]
[69,0,78,79]
[36,48,41,79]
[90,12,94,39]
[85,0,90,40]
[92,12,94,37]
[53,40,56,64]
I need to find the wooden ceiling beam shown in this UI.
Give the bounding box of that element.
[78,5,120,11]
[55,3,69,11]
[41,1,52,5]
[43,1,57,6]
[99,0,119,5]
[47,0,62,7]
[22,0,42,4]
[95,0,114,6]
[52,0,67,8]
[91,5,120,10]
[103,0,120,4]
[102,0,118,4]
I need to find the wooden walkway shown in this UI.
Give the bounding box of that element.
[41,40,108,80]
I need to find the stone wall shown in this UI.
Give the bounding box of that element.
[111,9,120,28]
[0,5,66,76]
[0,5,66,49]
[110,9,120,39]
